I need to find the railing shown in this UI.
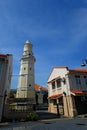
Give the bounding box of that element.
[7,98,34,103]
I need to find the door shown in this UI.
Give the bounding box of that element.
[75,96,87,115]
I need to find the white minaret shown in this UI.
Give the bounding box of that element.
[16,40,36,104]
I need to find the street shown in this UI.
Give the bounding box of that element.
[0,118,87,130]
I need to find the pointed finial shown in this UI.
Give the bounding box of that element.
[26,40,31,44]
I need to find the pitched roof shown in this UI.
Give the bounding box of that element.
[69,68,87,74]
[34,84,48,91]
[54,66,69,69]
[47,66,69,82]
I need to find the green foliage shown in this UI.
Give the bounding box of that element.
[27,112,39,121]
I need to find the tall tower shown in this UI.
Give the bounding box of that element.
[16,40,36,104]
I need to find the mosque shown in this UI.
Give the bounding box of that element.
[0,40,48,121]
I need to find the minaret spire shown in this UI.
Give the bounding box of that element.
[16,40,36,105]
[25,40,31,44]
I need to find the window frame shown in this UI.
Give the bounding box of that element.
[56,79,61,88]
[52,81,55,89]
[84,76,87,85]
[75,75,81,85]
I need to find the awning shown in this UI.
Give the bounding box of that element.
[48,94,62,99]
[71,90,87,96]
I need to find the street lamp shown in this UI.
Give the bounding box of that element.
[81,59,87,67]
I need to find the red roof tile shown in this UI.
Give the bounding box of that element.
[69,68,87,73]
[34,84,47,91]
[0,54,7,57]
[49,94,62,99]
[71,90,87,95]
[0,54,11,57]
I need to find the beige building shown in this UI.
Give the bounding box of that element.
[0,54,13,121]
[47,66,87,117]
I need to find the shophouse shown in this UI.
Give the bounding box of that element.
[47,66,87,117]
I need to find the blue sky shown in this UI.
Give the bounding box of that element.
[0,0,87,88]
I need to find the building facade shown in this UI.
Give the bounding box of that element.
[35,84,48,105]
[0,54,13,121]
[47,66,87,117]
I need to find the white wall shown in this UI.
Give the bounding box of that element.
[48,67,69,97]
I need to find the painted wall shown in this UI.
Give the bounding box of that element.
[69,74,87,91]
[0,54,13,121]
